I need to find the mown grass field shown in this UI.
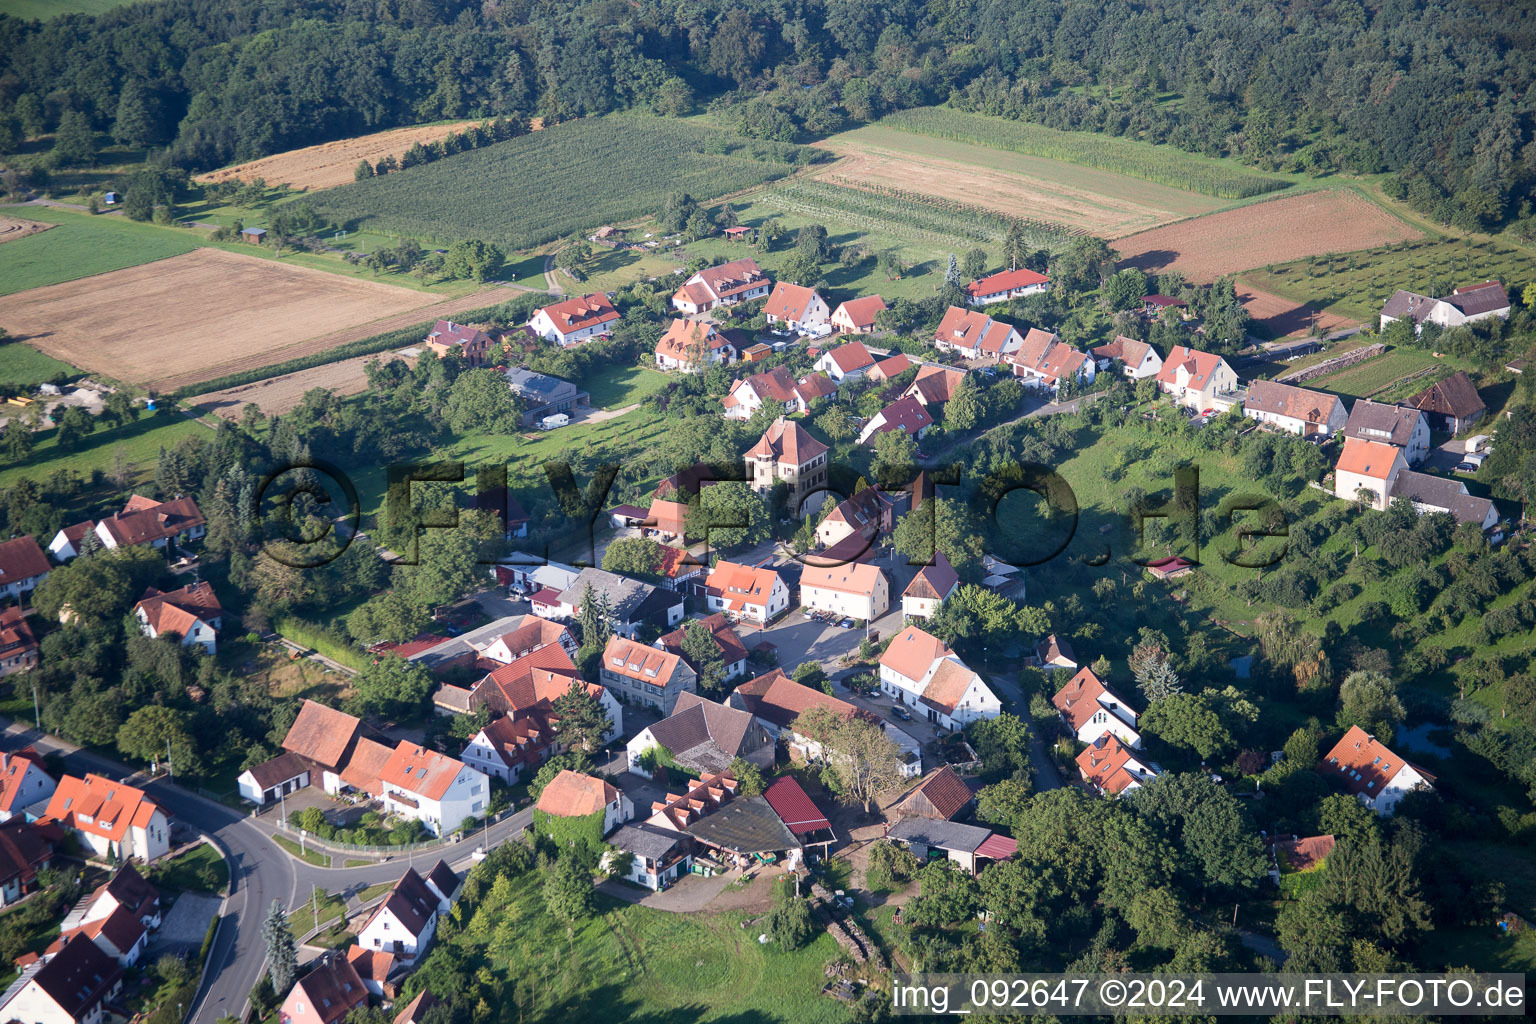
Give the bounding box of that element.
[0,0,128,18]
[312,117,806,251]
[0,342,80,386]
[1307,348,1443,399]
[420,871,846,1024]
[872,107,1295,198]
[1242,236,1536,323]
[0,411,207,489]
[0,207,197,296]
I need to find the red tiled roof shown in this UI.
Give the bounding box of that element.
[281,699,362,770]
[379,743,467,801]
[288,954,368,1024]
[655,319,728,362]
[43,774,161,843]
[1335,437,1402,480]
[867,396,932,439]
[903,552,958,601]
[1077,733,1144,795]
[536,770,618,817]
[537,293,619,335]
[966,267,1048,297]
[764,282,823,322]
[729,669,856,729]
[834,295,886,330]
[896,765,972,820]
[1318,726,1432,797]
[1052,667,1117,734]
[1274,833,1335,871]
[1154,346,1227,389]
[745,417,828,466]
[918,659,978,715]
[825,341,876,374]
[879,625,950,682]
[660,612,749,667]
[95,495,205,548]
[1091,335,1154,366]
[0,535,49,582]
[800,561,884,598]
[134,582,221,638]
[870,353,912,380]
[0,751,48,813]
[763,776,830,834]
[603,635,686,689]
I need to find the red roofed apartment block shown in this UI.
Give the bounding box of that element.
[671,258,770,314]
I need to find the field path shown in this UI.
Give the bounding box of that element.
[150,281,526,393]
[188,349,421,418]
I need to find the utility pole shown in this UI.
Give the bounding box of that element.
[312,883,319,934]
[166,738,173,779]
[31,684,39,729]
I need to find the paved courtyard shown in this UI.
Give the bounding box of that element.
[148,892,223,957]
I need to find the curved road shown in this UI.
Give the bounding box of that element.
[0,721,531,1024]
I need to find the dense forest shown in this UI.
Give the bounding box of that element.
[0,0,1532,234]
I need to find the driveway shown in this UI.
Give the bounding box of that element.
[1422,438,1478,474]
[598,869,736,912]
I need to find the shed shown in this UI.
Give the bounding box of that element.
[762,777,834,857]
[684,795,800,868]
[241,227,267,241]
[886,817,993,875]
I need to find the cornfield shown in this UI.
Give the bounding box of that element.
[312,117,801,251]
[763,178,1078,251]
[880,107,1292,200]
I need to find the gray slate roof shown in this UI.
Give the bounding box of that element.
[645,693,761,775]
[608,823,684,860]
[1343,400,1424,447]
[1389,470,1494,526]
[684,795,799,854]
[887,816,992,854]
[558,568,657,624]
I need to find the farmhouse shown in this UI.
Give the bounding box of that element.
[1319,726,1435,815]
[671,258,770,313]
[601,636,697,714]
[800,562,889,622]
[646,771,740,833]
[830,295,886,334]
[528,293,619,347]
[1243,379,1348,436]
[606,822,692,890]
[1379,280,1511,332]
[1154,346,1240,412]
[133,582,222,654]
[1333,437,1407,510]
[659,612,748,682]
[459,716,552,784]
[0,536,49,601]
[934,306,1023,362]
[902,552,959,620]
[377,742,488,836]
[814,341,877,381]
[703,560,789,625]
[878,625,1003,729]
[1090,335,1163,379]
[1077,733,1159,796]
[0,934,123,1024]
[1342,400,1430,465]
[423,320,494,365]
[745,417,828,504]
[654,319,737,372]
[857,396,933,446]
[43,774,168,863]
[1053,667,1141,748]
[537,770,633,835]
[625,692,773,777]
[503,366,590,428]
[966,267,1049,305]
[903,365,967,407]
[52,495,205,560]
[1403,371,1486,433]
[0,607,39,677]
[763,282,830,333]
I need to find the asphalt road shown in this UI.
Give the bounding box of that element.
[0,720,533,1024]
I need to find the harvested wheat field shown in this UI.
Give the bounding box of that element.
[191,348,418,419]
[195,120,487,190]
[0,248,435,389]
[1113,191,1422,282]
[1236,282,1359,338]
[0,214,52,245]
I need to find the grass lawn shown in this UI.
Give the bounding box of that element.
[0,411,208,490]
[0,0,129,19]
[343,858,373,868]
[290,890,347,937]
[0,343,81,387]
[273,833,332,868]
[1242,235,1536,323]
[583,365,670,409]
[572,247,680,293]
[433,871,847,1024]
[1307,348,1444,399]
[147,843,229,894]
[358,881,394,903]
[502,253,548,287]
[0,207,197,296]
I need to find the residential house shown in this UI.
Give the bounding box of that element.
[1141,294,1187,317]
[0,535,49,600]
[1342,400,1431,465]
[1387,470,1499,530]
[654,319,737,372]
[377,743,489,836]
[868,352,913,382]
[744,417,829,505]
[356,865,455,965]
[535,770,632,835]
[43,774,168,862]
[1077,733,1158,796]
[0,934,123,1024]
[475,486,529,541]
[52,495,205,560]
[460,716,553,784]
[1243,380,1348,436]
[856,396,933,446]
[671,258,770,314]
[275,699,367,795]
[728,669,922,775]
[891,765,973,821]
[528,293,620,347]
[830,295,887,334]
[279,952,369,1024]
[1379,281,1511,332]
[965,267,1050,305]
[236,751,314,806]
[626,692,774,777]
[703,560,789,625]
[423,320,494,364]
[658,612,749,683]
[901,552,959,620]
[606,823,692,890]
[0,819,56,906]
[1090,336,1164,379]
[0,607,40,677]
[69,864,162,933]
[1030,340,1097,393]
[933,306,1023,362]
[345,947,394,1000]
[1334,437,1406,510]
[600,636,698,714]
[1006,327,1060,387]
[133,582,222,654]
[1154,346,1240,411]
[817,487,900,550]
[800,562,888,622]
[1034,633,1078,670]
[447,646,622,745]
[479,616,578,664]
[1052,667,1141,749]
[813,341,877,382]
[1404,371,1486,433]
[877,625,1003,729]
[46,522,96,562]
[721,367,838,420]
[903,364,967,408]
[763,282,831,333]
[0,751,57,822]
[544,567,684,637]
[503,367,590,428]
[49,901,148,967]
[392,989,441,1024]
[1318,726,1435,815]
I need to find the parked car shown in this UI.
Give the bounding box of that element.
[891,706,912,721]
[839,618,855,629]
[1202,408,1217,417]
[802,608,816,619]
[1456,461,1480,473]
